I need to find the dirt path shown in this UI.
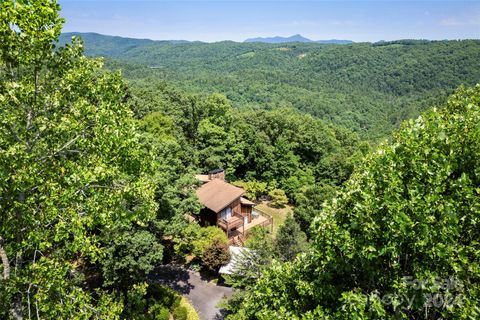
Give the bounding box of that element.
[151,265,234,320]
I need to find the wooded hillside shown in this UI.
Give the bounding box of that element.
[60,33,480,139]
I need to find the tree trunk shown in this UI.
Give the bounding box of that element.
[0,236,10,280]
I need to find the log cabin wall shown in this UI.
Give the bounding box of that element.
[199,208,218,226]
[241,205,252,223]
[216,198,242,220]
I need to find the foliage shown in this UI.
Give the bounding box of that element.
[273,214,308,262]
[147,304,170,320]
[268,189,288,208]
[173,224,228,261]
[202,239,231,271]
[63,32,480,139]
[155,173,203,236]
[293,184,337,237]
[3,2,478,319]
[124,283,199,320]
[192,226,228,257]
[0,2,201,319]
[172,296,201,320]
[124,81,364,200]
[226,85,480,319]
[224,227,274,289]
[102,228,164,288]
[232,180,267,201]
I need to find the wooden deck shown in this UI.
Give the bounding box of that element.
[237,215,271,234]
[220,208,274,246]
[227,210,273,244]
[217,213,244,231]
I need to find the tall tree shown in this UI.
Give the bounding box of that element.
[0,1,158,318]
[274,214,308,262]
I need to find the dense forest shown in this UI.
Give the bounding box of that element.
[225,84,480,319]
[1,1,479,319]
[60,32,480,139]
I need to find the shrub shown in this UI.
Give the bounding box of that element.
[147,283,180,308]
[123,283,200,320]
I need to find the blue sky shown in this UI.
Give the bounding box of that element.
[59,1,480,42]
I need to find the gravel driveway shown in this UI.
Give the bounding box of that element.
[151,265,234,320]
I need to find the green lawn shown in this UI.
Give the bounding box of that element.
[254,201,293,236]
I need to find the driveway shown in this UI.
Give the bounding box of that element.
[151,265,234,320]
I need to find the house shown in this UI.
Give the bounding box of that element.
[195,169,272,245]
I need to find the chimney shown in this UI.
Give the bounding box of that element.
[208,168,225,181]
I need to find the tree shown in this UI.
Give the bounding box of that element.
[197,118,229,169]
[102,229,164,289]
[227,85,480,319]
[224,227,274,289]
[173,224,228,262]
[293,184,336,237]
[274,214,308,262]
[155,173,203,236]
[0,1,158,318]
[192,226,228,257]
[268,189,288,208]
[232,180,267,201]
[202,240,231,271]
[75,33,480,140]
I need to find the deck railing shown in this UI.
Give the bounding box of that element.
[250,207,273,233]
[217,212,244,231]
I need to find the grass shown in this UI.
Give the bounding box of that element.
[173,296,200,320]
[254,201,293,236]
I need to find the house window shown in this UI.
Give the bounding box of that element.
[220,207,232,220]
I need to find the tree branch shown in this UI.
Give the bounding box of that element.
[39,133,83,162]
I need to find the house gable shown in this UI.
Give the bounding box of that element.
[196,178,245,213]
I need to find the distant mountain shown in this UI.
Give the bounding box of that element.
[59,32,198,57]
[244,34,353,44]
[245,34,313,43]
[59,32,155,57]
[168,40,193,44]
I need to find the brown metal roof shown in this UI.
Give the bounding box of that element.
[196,179,245,213]
[240,197,255,206]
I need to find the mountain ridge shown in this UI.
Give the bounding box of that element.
[244,34,353,44]
[61,32,352,45]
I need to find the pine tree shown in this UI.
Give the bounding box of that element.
[274,214,308,262]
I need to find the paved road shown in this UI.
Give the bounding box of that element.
[152,265,234,320]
